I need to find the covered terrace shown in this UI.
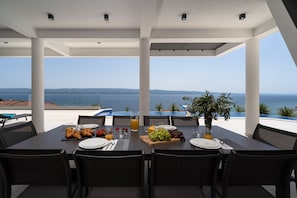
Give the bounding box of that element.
[0,0,297,137]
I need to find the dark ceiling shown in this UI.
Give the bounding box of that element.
[150,43,226,51]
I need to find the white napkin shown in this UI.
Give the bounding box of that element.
[214,138,233,150]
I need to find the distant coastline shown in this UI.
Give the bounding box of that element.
[0,88,297,114]
[0,99,57,107]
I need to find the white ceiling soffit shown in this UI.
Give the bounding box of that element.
[0,0,276,57]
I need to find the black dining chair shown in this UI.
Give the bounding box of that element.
[171,116,199,126]
[77,115,105,126]
[150,149,221,198]
[73,150,144,198]
[0,121,37,148]
[0,149,75,198]
[112,116,131,126]
[252,124,297,188]
[220,150,297,198]
[143,116,170,126]
[252,124,297,150]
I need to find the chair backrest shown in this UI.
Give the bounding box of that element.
[143,116,170,126]
[151,149,221,198]
[171,116,199,126]
[0,121,37,148]
[252,124,297,150]
[112,116,131,126]
[77,115,105,126]
[222,150,297,198]
[0,149,73,198]
[73,150,144,197]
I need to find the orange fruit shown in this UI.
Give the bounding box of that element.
[105,134,113,140]
[148,125,155,133]
[203,133,214,139]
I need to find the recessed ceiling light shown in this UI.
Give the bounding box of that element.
[239,13,246,20]
[104,13,109,22]
[181,13,187,21]
[47,13,54,21]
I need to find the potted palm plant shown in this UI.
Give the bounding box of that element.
[187,90,233,139]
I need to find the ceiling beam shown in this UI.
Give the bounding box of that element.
[35,28,254,42]
[215,43,244,56]
[37,29,140,39]
[0,48,62,57]
[0,29,27,38]
[151,29,253,42]
[70,48,139,57]
[45,42,70,56]
[253,18,278,38]
[140,0,163,38]
[0,48,31,57]
[0,15,36,38]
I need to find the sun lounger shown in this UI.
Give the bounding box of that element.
[0,113,32,128]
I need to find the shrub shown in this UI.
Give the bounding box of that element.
[125,106,130,111]
[278,106,296,117]
[155,103,163,112]
[259,103,270,115]
[234,103,245,112]
[169,103,179,111]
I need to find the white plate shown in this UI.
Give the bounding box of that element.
[78,138,109,149]
[157,125,177,131]
[78,124,99,129]
[189,138,221,149]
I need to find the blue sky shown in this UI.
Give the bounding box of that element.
[1,31,297,94]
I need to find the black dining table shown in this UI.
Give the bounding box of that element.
[9,125,277,159]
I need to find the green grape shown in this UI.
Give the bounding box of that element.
[148,128,171,141]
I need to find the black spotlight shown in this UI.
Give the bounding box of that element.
[239,13,246,20]
[181,13,187,21]
[104,13,109,22]
[47,13,54,21]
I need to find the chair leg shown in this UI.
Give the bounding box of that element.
[210,186,216,198]
[295,168,297,190]
[276,183,290,198]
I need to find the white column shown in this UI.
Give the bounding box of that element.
[31,38,45,133]
[245,38,259,137]
[139,38,150,126]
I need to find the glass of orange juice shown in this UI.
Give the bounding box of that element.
[130,112,139,132]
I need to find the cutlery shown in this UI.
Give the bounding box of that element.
[102,141,112,150]
[217,139,233,150]
[105,140,115,150]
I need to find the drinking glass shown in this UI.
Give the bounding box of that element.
[130,112,139,132]
[192,127,202,138]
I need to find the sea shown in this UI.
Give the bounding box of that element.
[1,88,297,116]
